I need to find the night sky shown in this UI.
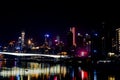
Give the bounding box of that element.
[0,2,120,44]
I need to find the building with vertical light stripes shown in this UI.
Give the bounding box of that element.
[116,28,120,53]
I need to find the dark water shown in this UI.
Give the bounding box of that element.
[0,58,119,80]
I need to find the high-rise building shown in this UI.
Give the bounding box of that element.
[56,35,60,43]
[116,28,120,53]
[100,22,112,55]
[66,30,73,47]
[28,38,33,48]
[15,36,22,52]
[21,31,25,49]
[44,34,50,46]
[84,33,91,53]
[91,22,113,59]
[66,27,77,55]
[70,27,76,46]
[91,32,102,59]
[76,33,83,48]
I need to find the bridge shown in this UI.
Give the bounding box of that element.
[0,52,69,59]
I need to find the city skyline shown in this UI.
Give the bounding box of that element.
[0,2,120,44]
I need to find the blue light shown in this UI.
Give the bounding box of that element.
[45,34,50,38]
[94,33,98,36]
[94,70,97,80]
[93,50,97,53]
[17,74,20,80]
[46,34,49,37]
[15,46,21,50]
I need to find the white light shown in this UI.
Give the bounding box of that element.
[85,33,88,36]
[78,33,80,36]
[55,40,58,42]
[45,34,50,38]
[0,52,68,58]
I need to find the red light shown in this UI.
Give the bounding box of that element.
[81,51,87,56]
[77,50,88,57]
[10,76,14,80]
[54,76,57,80]
[76,48,88,57]
[81,70,88,80]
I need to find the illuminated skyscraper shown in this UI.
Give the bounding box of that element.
[66,27,77,55]
[21,31,25,49]
[116,28,120,53]
[70,27,76,46]
[15,36,22,52]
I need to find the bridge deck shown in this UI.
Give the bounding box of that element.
[0,52,68,59]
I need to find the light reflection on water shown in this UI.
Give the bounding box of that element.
[0,58,120,80]
[108,76,115,80]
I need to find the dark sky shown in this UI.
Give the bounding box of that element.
[0,2,120,44]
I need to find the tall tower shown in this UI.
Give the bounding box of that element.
[76,33,83,48]
[44,34,50,46]
[56,35,60,43]
[70,27,76,46]
[85,33,91,53]
[101,22,112,54]
[21,31,25,49]
[116,28,120,53]
[67,29,73,47]
[18,36,22,51]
